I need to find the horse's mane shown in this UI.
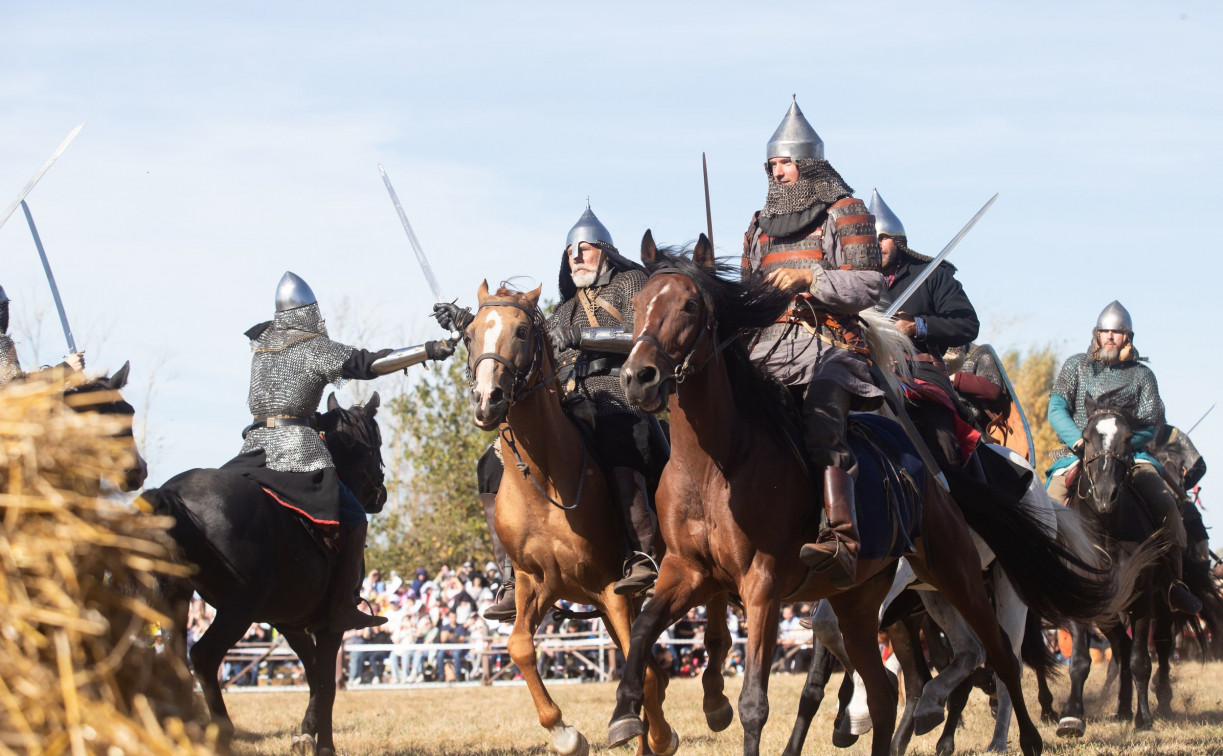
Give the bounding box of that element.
[646,247,802,437]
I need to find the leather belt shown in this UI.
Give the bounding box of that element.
[252,415,314,429]
[912,353,946,368]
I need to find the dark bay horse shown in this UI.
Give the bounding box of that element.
[464,281,675,756]
[139,392,386,756]
[1058,394,1171,738]
[61,361,148,492]
[609,235,1128,756]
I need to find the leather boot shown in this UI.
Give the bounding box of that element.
[1167,546,1202,614]
[799,467,860,589]
[611,467,659,596]
[484,559,517,622]
[328,523,387,633]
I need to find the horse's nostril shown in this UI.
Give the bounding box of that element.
[638,366,658,385]
[488,387,505,405]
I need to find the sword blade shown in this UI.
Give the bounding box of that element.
[1187,403,1215,435]
[702,152,714,249]
[883,193,999,319]
[378,164,445,302]
[0,123,85,232]
[21,201,76,353]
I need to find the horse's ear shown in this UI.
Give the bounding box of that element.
[108,361,131,390]
[327,392,341,412]
[524,284,543,308]
[641,229,658,268]
[1084,391,1098,416]
[366,391,380,415]
[694,233,715,269]
[477,280,491,302]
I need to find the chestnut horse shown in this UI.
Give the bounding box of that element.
[606,234,1113,756]
[463,281,675,756]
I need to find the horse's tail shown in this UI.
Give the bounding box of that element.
[949,474,1128,627]
[1020,610,1062,680]
[859,308,916,388]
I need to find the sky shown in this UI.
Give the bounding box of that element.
[2,2,1221,534]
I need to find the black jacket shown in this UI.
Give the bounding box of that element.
[880,256,979,357]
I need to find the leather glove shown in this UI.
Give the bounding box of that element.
[550,323,583,353]
[425,339,456,361]
[432,302,473,332]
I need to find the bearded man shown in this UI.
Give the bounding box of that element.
[434,205,664,622]
[741,97,884,588]
[1046,301,1201,614]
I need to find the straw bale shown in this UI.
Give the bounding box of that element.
[0,374,218,755]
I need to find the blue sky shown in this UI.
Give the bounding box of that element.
[2,2,1221,534]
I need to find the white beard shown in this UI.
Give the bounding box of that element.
[1097,345,1121,365]
[571,268,598,288]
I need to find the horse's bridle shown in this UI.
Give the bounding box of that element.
[467,298,584,510]
[1078,408,1133,497]
[631,270,737,389]
[466,299,556,406]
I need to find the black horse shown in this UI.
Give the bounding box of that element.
[63,361,148,492]
[1058,393,1169,737]
[142,392,386,756]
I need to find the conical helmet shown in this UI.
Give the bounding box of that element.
[870,188,906,239]
[766,95,824,161]
[1095,300,1133,333]
[275,271,318,312]
[0,285,8,304]
[564,201,615,261]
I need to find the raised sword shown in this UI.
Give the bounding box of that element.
[0,124,85,232]
[21,201,76,352]
[702,152,714,249]
[883,193,998,319]
[378,164,446,303]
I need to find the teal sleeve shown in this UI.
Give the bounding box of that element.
[1048,394,1081,448]
[1132,425,1157,452]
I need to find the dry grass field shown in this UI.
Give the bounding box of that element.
[226,661,1223,755]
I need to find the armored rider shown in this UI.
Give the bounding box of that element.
[434,205,664,620]
[742,96,885,589]
[872,189,982,471]
[0,284,87,388]
[1150,424,1211,576]
[224,271,454,632]
[1046,301,1201,614]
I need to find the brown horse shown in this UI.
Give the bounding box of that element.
[464,281,676,756]
[606,235,1054,756]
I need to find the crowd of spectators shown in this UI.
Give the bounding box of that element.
[184,561,820,688]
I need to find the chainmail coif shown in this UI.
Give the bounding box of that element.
[760,158,854,219]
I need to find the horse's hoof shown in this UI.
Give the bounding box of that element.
[317,749,335,756]
[704,699,734,732]
[832,727,859,748]
[1040,709,1059,724]
[291,734,316,756]
[1134,715,1153,731]
[1055,717,1085,738]
[849,709,873,736]
[607,716,644,749]
[987,738,1008,753]
[936,738,956,756]
[649,726,679,756]
[913,707,945,736]
[1156,705,1173,718]
[551,723,589,756]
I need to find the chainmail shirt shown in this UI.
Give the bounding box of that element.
[239,304,356,472]
[0,334,22,387]
[960,343,1003,388]
[547,267,647,418]
[1050,350,1165,462]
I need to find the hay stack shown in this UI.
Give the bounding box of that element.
[0,374,217,755]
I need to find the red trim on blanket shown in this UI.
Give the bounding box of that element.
[903,380,982,465]
[261,487,340,527]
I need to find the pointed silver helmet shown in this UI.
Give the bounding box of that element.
[766,95,824,161]
[564,201,614,261]
[0,285,8,304]
[869,188,906,239]
[1095,300,1133,333]
[275,271,318,312]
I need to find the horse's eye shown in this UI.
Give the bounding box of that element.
[683,299,698,314]
[515,325,529,340]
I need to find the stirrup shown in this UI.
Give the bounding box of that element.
[623,550,659,577]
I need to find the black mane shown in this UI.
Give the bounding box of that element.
[645,247,802,437]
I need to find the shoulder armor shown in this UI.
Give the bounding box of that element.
[829,197,881,272]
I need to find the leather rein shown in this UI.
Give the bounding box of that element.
[631,270,740,390]
[467,299,585,511]
[1078,408,1133,497]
